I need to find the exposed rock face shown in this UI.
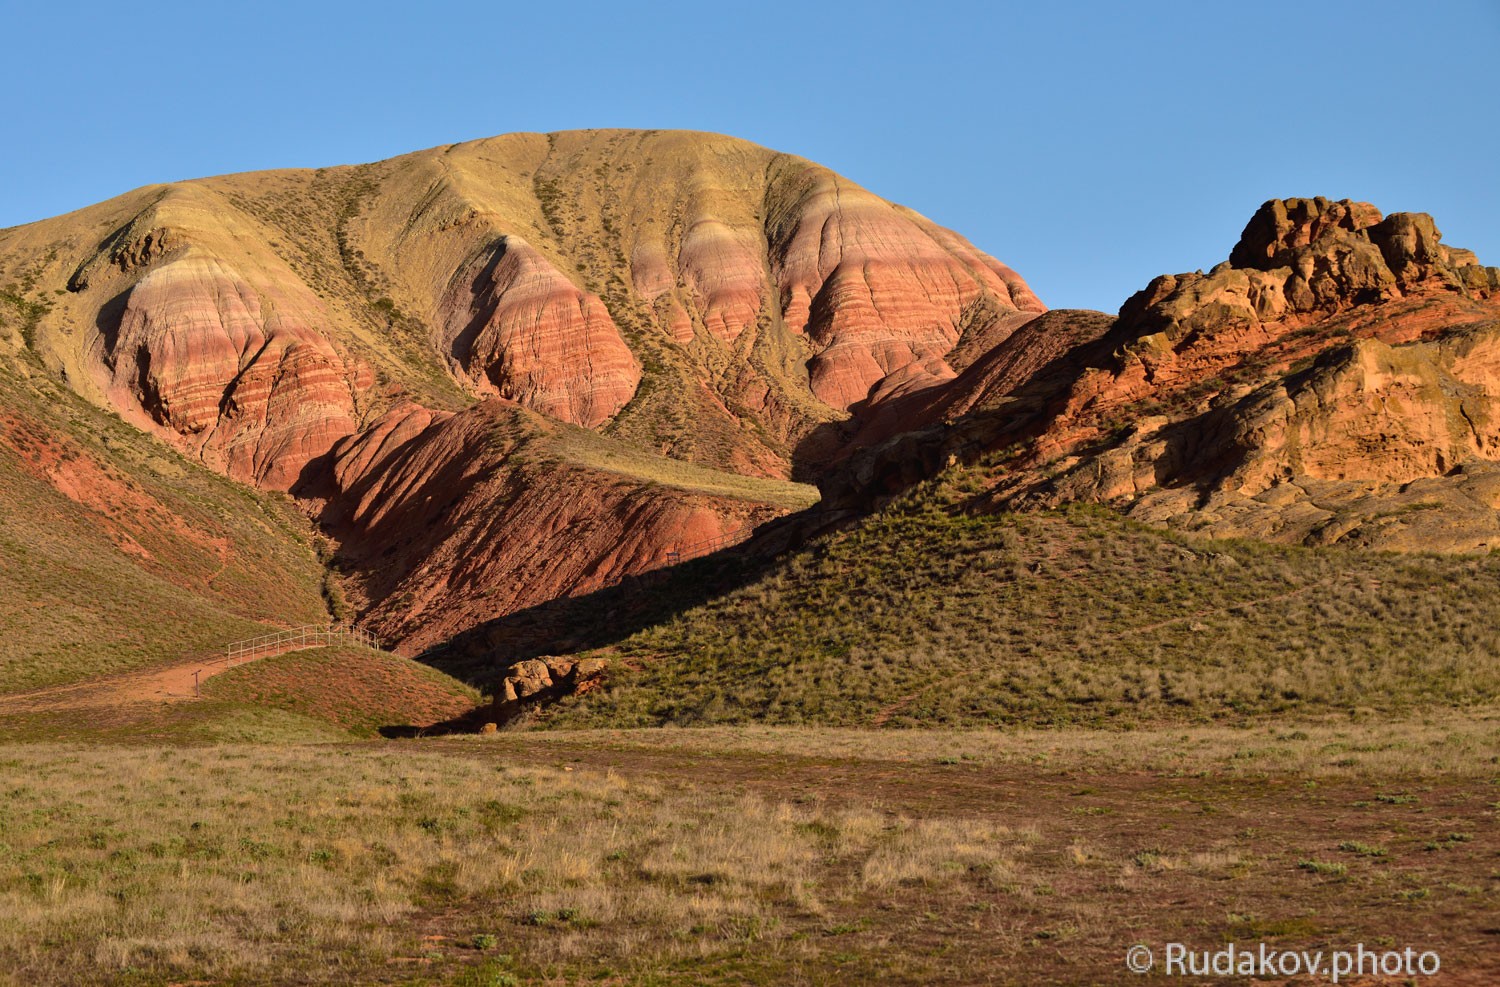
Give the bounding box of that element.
[1227,197,1385,270]
[320,400,809,653]
[1049,326,1500,550]
[995,201,1500,549]
[501,658,557,701]
[438,236,640,428]
[100,251,367,488]
[491,655,609,722]
[822,199,1500,553]
[0,131,1052,495]
[765,161,1045,410]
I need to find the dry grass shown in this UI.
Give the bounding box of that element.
[0,744,1034,986]
[543,473,1500,728]
[491,708,1500,779]
[3,718,1494,984]
[549,421,819,509]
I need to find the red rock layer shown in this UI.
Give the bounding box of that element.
[438,236,641,428]
[100,251,367,489]
[674,218,768,342]
[765,162,1046,410]
[322,400,792,653]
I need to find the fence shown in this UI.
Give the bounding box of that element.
[662,524,756,567]
[220,625,380,665]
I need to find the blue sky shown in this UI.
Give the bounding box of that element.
[4,0,1496,312]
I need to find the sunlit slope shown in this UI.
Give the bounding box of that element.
[0,358,327,692]
[546,471,1500,728]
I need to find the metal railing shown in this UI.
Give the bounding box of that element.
[221,625,379,665]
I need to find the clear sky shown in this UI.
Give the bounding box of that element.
[4,0,1496,313]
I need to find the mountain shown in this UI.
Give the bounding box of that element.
[6,125,1500,698]
[0,129,1042,662]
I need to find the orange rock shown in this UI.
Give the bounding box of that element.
[828,199,1500,552]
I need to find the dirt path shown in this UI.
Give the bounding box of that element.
[0,647,294,714]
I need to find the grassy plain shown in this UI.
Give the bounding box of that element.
[0,714,1494,985]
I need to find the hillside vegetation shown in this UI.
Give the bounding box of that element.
[205,646,481,736]
[0,364,329,693]
[544,469,1500,729]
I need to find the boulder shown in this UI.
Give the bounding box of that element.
[503,659,554,699]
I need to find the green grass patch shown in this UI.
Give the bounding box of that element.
[541,472,1500,729]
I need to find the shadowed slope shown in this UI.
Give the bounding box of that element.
[541,475,1500,729]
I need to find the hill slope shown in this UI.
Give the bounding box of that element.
[0,356,328,691]
[0,129,1047,656]
[7,136,1500,705]
[541,471,1500,729]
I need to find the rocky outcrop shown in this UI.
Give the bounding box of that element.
[483,655,609,724]
[990,199,1500,550]
[1122,193,1494,363]
[498,655,608,702]
[819,198,1500,553]
[1039,324,1500,550]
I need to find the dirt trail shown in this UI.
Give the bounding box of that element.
[0,647,297,714]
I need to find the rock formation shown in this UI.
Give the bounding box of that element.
[437,235,640,427]
[824,198,1500,552]
[318,400,814,653]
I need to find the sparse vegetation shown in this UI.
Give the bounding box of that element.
[205,646,481,736]
[1298,858,1349,877]
[0,744,1035,984]
[541,471,1500,728]
[0,286,49,349]
[0,717,1492,985]
[0,367,327,692]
